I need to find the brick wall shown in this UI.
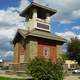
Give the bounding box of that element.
[14,42,25,64]
[38,41,57,63]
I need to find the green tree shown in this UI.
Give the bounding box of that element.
[60,53,69,61]
[27,58,64,80]
[67,37,80,64]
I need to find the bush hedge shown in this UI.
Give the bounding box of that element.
[27,58,64,80]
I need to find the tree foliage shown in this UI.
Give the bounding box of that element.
[67,37,80,64]
[63,53,69,60]
[27,58,64,80]
[60,53,69,61]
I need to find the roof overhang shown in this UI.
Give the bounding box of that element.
[13,29,66,45]
[20,2,57,17]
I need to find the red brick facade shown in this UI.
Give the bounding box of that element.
[14,42,25,64]
[38,41,57,63]
[14,39,57,64]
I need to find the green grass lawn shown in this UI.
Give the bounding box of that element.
[0,77,33,80]
[0,77,24,80]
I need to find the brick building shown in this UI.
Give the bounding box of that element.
[12,1,65,69]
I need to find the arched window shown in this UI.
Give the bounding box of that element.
[43,47,50,58]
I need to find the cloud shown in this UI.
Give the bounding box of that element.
[0,8,24,28]
[0,28,15,39]
[0,51,13,61]
[78,35,80,39]
[72,26,80,30]
[42,0,80,21]
[3,51,13,61]
[0,0,30,48]
[55,31,79,40]
[19,0,30,11]
[0,28,20,51]
[59,20,73,24]
[27,0,80,25]
[0,39,13,51]
[71,10,80,18]
[18,0,80,21]
[0,1,26,53]
[4,51,13,57]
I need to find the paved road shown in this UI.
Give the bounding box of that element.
[0,70,80,80]
[64,75,80,80]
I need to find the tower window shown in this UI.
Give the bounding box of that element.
[43,47,50,58]
[37,9,46,19]
[37,23,49,30]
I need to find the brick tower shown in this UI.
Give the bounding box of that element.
[13,1,65,69]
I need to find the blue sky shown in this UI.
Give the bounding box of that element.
[0,0,20,9]
[0,0,80,60]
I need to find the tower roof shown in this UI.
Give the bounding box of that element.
[13,29,66,44]
[20,2,57,17]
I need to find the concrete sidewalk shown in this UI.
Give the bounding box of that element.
[64,75,80,80]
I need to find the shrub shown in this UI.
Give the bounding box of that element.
[27,58,64,80]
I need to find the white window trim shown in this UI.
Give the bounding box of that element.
[43,47,50,58]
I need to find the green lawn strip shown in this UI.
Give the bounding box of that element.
[0,77,25,80]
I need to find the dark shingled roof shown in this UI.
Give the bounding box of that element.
[13,29,66,44]
[20,2,57,17]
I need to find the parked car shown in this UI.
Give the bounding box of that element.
[72,69,80,74]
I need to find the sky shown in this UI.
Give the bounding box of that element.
[0,0,80,60]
